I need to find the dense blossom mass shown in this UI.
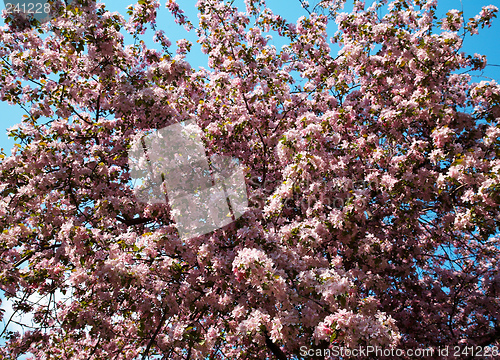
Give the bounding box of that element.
[0,0,499,358]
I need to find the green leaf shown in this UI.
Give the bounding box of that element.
[330,330,337,342]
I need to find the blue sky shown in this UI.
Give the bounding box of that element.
[0,0,499,154]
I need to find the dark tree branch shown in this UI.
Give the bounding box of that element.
[12,244,61,269]
[85,337,101,360]
[264,332,287,360]
[116,216,153,226]
[299,0,311,15]
[141,305,169,360]
[95,93,101,123]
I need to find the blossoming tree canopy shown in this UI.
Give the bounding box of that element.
[0,0,499,358]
